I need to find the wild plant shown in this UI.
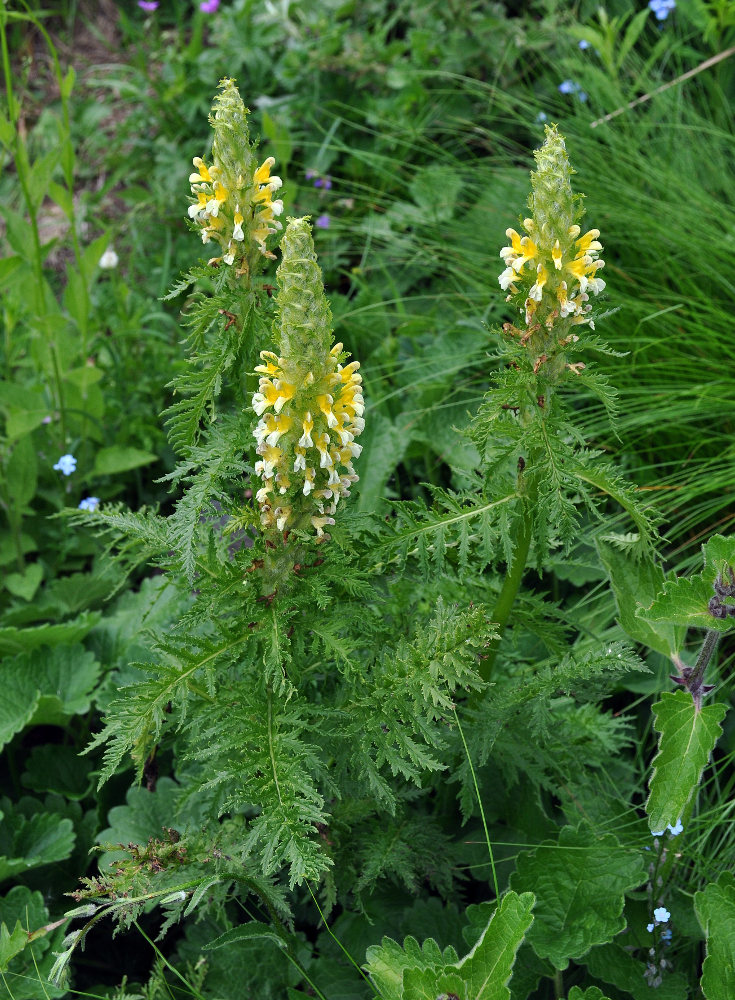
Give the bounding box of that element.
[51,82,733,1000]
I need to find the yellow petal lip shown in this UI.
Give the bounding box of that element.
[253,156,276,185]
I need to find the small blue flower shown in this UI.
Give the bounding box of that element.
[667,817,683,836]
[537,111,548,123]
[578,39,591,50]
[661,928,673,942]
[653,906,670,923]
[558,80,588,102]
[53,454,77,476]
[649,0,675,20]
[78,497,100,512]
[316,214,330,229]
[651,828,665,837]
[647,922,655,933]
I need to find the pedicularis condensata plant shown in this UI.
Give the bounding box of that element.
[60,96,732,1000]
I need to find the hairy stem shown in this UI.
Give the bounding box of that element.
[478,501,533,683]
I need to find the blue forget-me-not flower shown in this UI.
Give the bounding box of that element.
[53,454,77,476]
[649,0,675,20]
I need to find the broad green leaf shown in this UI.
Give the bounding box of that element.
[0,886,67,998]
[5,433,37,511]
[0,612,100,656]
[694,873,735,1000]
[0,532,36,568]
[583,942,688,999]
[647,690,726,833]
[365,893,533,1000]
[91,444,157,477]
[0,919,27,970]
[60,65,76,100]
[403,967,466,999]
[510,824,645,970]
[0,255,23,287]
[62,266,89,330]
[0,800,75,885]
[366,935,459,1000]
[22,745,93,801]
[80,231,110,284]
[0,381,49,439]
[597,542,684,658]
[637,534,735,632]
[0,643,101,750]
[3,563,43,602]
[65,365,103,390]
[455,891,535,1000]
[0,687,40,755]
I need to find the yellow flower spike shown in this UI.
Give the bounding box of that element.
[251,219,364,540]
[497,125,606,332]
[186,80,285,273]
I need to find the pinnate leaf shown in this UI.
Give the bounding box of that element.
[694,872,735,1000]
[510,824,645,970]
[647,690,726,834]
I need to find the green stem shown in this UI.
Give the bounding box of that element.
[0,475,25,572]
[478,501,533,683]
[1,12,68,446]
[553,968,563,999]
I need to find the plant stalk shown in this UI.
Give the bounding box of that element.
[478,500,533,683]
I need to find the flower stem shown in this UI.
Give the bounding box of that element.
[691,628,720,686]
[479,500,533,684]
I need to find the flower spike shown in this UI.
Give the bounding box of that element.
[498,124,605,333]
[252,218,364,540]
[187,79,283,274]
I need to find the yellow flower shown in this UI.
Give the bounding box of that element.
[251,218,365,540]
[186,81,284,270]
[252,350,364,536]
[497,126,606,330]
